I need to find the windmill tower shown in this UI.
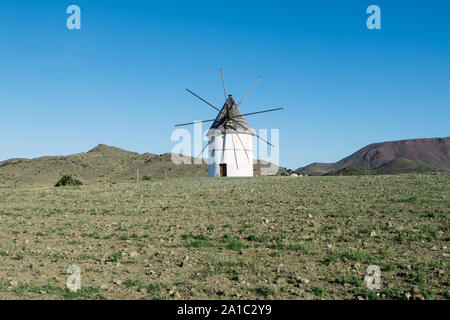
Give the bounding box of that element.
[206,94,254,177]
[175,70,283,177]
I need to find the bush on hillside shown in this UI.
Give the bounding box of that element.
[55,175,83,187]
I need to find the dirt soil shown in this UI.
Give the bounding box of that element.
[0,174,448,300]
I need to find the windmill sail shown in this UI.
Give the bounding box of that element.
[175,69,283,177]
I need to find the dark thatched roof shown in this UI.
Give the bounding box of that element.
[207,96,253,136]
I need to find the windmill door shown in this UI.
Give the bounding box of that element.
[219,164,227,177]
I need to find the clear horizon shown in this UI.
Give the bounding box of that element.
[1,0,449,169]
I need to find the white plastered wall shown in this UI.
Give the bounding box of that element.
[208,132,254,177]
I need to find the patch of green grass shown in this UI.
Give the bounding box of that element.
[443,291,450,299]
[0,281,7,292]
[12,253,24,260]
[109,251,122,262]
[269,242,308,251]
[194,234,211,240]
[181,234,193,240]
[391,196,417,203]
[213,259,258,276]
[338,249,374,264]
[395,233,406,244]
[78,254,96,260]
[378,247,391,259]
[417,224,438,238]
[62,287,106,300]
[67,240,82,245]
[253,285,277,298]
[145,282,166,294]
[413,271,425,285]
[325,249,374,264]
[186,240,213,248]
[382,263,396,272]
[383,288,402,299]
[324,253,338,263]
[334,276,363,287]
[124,279,141,287]
[14,284,57,296]
[13,283,105,300]
[361,289,380,300]
[182,234,211,241]
[226,239,245,250]
[420,287,435,300]
[270,252,281,257]
[311,286,326,296]
[87,232,101,239]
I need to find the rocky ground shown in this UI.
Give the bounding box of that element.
[0,174,448,300]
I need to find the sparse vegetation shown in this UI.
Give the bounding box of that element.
[0,173,448,300]
[383,288,402,299]
[311,286,326,296]
[11,283,105,300]
[254,285,277,298]
[225,239,246,251]
[0,144,276,187]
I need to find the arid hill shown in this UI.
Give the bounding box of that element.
[0,144,278,187]
[297,137,450,175]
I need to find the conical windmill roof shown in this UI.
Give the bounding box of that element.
[207,96,254,136]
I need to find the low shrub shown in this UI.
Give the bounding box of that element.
[55,175,83,187]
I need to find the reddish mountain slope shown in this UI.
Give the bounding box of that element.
[297,137,450,175]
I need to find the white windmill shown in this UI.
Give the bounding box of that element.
[175,70,283,177]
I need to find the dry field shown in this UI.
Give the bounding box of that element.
[0,174,448,300]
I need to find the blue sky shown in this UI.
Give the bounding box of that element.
[0,0,449,169]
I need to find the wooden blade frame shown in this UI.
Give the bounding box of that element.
[233,119,274,148]
[237,76,261,106]
[186,88,221,112]
[220,68,227,100]
[234,107,283,119]
[175,118,216,127]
